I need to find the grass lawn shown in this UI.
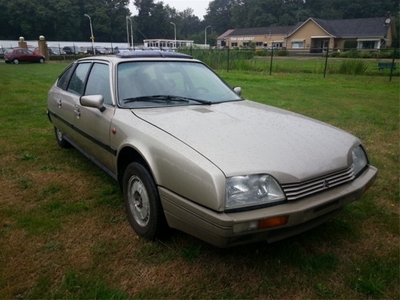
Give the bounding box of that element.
[0,61,398,299]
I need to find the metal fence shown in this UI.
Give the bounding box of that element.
[179,47,399,80]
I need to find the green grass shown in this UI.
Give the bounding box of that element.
[0,61,398,299]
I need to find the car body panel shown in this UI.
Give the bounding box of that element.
[134,100,357,182]
[161,164,377,247]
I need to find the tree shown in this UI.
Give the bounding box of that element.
[204,0,236,34]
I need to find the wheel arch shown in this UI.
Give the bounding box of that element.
[117,146,152,189]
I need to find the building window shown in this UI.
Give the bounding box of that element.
[231,42,238,47]
[292,41,304,49]
[243,42,249,47]
[255,42,263,47]
[358,41,378,49]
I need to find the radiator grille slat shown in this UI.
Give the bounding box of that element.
[282,166,355,201]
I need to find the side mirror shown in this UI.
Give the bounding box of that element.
[80,95,106,112]
[234,87,242,96]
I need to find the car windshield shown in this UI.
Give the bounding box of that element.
[117,61,242,108]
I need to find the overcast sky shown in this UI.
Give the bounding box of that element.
[129,0,210,20]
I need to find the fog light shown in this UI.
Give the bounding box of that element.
[233,221,259,233]
[258,216,289,229]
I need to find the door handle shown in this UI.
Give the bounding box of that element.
[57,99,62,108]
[74,107,81,119]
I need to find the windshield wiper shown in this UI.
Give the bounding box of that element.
[123,95,212,105]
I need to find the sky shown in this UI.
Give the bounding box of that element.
[129,0,211,20]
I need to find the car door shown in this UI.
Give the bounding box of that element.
[47,63,91,143]
[25,49,35,62]
[72,62,116,173]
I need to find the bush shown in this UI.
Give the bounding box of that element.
[277,49,288,56]
[339,59,369,75]
[359,51,372,59]
[330,51,341,57]
[255,49,267,56]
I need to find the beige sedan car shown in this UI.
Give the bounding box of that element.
[47,51,377,247]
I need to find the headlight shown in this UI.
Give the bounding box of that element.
[352,146,368,177]
[226,174,286,210]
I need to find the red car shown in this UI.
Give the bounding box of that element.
[4,48,45,64]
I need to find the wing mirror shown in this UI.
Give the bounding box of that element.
[234,87,242,96]
[80,95,106,112]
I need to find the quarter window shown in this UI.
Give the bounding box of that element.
[57,64,75,91]
[67,63,91,95]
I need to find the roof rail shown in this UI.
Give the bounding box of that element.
[116,50,192,59]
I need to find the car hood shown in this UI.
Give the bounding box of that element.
[133,100,358,183]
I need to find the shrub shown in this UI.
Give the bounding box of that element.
[277,49,288,56]
[339,59,369,75]
[330,51,341,57]
[359,51,372,59]
[255,49,267,56]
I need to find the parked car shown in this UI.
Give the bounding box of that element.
[82,47,94,54]
[48,47,66,55]
[95,46,108,54]
[46,51,377,247]
[4,48,45,64]
[62,46,82,55]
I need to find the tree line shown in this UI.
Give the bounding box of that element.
[0,0,398,46]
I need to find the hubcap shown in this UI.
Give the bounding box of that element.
[128,175,150,227]
[56,129,63,141]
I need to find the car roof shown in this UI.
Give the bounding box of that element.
[76,50,194,64]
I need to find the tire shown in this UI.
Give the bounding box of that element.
[39,58,45,63]
[123,162,168,240]
[54,127,71,148]
[12,58,19,64]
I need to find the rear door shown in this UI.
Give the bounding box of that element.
[48,62,92,143]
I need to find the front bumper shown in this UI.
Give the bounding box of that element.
[160,165,377,248]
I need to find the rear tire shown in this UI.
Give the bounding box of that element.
[123,162,168,240]
[12,58,19,64]
[39,58,45,63]
[54,127,71,148]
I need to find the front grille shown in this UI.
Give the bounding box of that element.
[281,166,355,201]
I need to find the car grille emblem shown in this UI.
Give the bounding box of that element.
[323,180,330,189]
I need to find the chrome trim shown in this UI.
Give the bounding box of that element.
[282,166,355,201]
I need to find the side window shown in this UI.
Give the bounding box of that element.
[57,64,75,91]
[67,63,91,95]
[85,63,112,105]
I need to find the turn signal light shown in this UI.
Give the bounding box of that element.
[258,216,289,229]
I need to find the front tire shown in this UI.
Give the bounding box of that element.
[39,58,45,63]
[12,58,19,64]
[123,162,168,240]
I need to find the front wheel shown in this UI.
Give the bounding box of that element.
[39,58,45,63]
[12,58,19,64]
[123,162,168,240]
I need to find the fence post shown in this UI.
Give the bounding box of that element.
[323,47,329,78]
[269,48,274,75]
[389,47,397,82]
[227,47,230,72]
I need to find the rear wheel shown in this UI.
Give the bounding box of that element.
[54,127,71,148]
[12,58,19,64]
[123,162,168,240]
[39,58,45,63]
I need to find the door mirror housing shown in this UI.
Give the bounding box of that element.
[80,95,106,112]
